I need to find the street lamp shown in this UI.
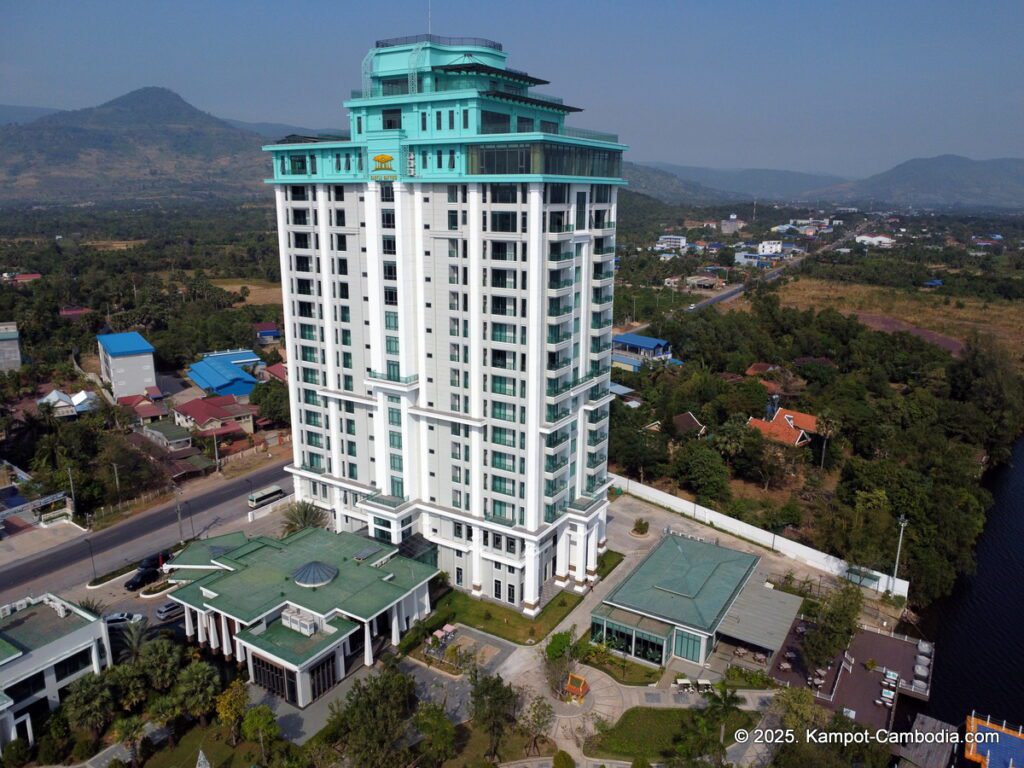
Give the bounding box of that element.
[85,538,97,581]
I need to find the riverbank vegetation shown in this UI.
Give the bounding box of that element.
[610,292,1024,606]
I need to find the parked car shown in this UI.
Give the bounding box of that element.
[104,612,143,627]
[687,303,698,311]
[155,602,183,621]
[139,550,174,570]
[125,568,160,592]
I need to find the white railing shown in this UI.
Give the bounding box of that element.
[611,474,910,598]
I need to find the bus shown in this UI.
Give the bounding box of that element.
[248,485,285,509]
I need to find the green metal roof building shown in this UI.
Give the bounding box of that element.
[591,535,801,668]
[167,528,436,708]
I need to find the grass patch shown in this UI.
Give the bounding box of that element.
[574,639,661,686]
[586,707,755,761]
[436,589,583,645]
[442,722,554,767]
[596,550,625,579]
[144,724,259,768]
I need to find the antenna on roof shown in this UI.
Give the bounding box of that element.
[428,0,432,33]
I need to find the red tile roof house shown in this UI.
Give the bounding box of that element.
[747,408,818,447]
[116,394,167,424]
[265,362,288,383]
[745,362,780,377]
[173,395,259,437]
[672,411,707,437]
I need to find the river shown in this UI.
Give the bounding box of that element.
[921,438,1024,725]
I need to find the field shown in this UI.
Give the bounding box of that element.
[586,707,755,761]
[209,277,282,305]
[740,277,1024,366]
[82,239,148,250]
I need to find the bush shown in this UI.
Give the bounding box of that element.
[1,738,31,768]
[631,757,652,768]
[553,750,576,768]
[71,736,100,761]
[632,518,649,535]
[36,733,69,765]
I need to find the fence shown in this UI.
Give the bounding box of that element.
[90,485,175,524]
[247,493,295,522]
[610,473,909,598]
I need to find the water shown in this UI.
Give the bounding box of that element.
[923,438,1024,726]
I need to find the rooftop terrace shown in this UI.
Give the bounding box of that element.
[0,597,93,660]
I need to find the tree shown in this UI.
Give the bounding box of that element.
[469,669,518,760]
[771,688,828,732]
[107,663,149,712]
[520,694,555,757]
[672,440,731,502]
[553,751,576,768]
[322,662,416,768]
[280,500,328,536]
[250,379,290,424]
[216,679,249,746]
[801,584,863,669]
[816,410,841,470]
[140,637,182,691]
[543,630,575,695]
[64,673,114,739]
[242,704,280,765]
[78,597,108,617]
[174,661,219,727]
[118,617,152,663]
[413,702,456,768]
[112,716,145,768]
[147,695,181,749]
[703,681,742,746]
[1,738,31,768]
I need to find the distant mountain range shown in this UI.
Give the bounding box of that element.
[0,89,1021,210]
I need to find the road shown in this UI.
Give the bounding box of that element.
[0,459,290,602]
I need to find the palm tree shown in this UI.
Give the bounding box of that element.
[280,500,327,536]
[118,617,152,663]
[64,674,113,740]
[113,715,145,768]
[175,661,219,727]
[78,597,108,617]
[703,681,743,747]
[140,638,182,691]
[817,410,841,470]
[147,695,181,748]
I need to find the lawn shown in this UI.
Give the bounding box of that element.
[437,588,583,645]
[144,724,261,768]
[442,722,554,767]
[210,278,283,305]
[596,550,625,579]
[586,706,756,761]
[574,639,662,686]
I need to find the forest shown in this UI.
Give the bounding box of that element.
[609,292,1024,606]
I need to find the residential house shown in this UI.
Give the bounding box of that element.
[720,215,747,235]
[35,390,100,419]
[265,362,288,384]
[173,395,259,437]
[747,407,818,448]
[141,419,194,452]
[685,275,718,290]
[116,394,167,424]
[757,240,782,256]
[672,411,707,437]
[745,363,779,377]
[855,234,896,248]
[253,322,282,346]
[186,349,261,397]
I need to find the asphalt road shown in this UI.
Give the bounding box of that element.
[0,459,290,602]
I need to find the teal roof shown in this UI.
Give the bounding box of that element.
[0,601,92,657]
[604,535,758,634]
[170,528,437,623]
[236,615,358,667]
[168,532,249,568]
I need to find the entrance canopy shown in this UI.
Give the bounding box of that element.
[718,580,802,653]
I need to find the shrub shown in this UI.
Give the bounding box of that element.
[1,738,31,768]
[553,750,576,768]
[71,736,100,761]
[632,517,649,535]
[36,734,69,765]
[631,757,652,768]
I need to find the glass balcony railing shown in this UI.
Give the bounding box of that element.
[544,503,568,523]
[591,315,612,330]
[546,404,571,422]
[592,291,613,306]
[546,431,569,449]
[588,408,610,423]
[368,370,419,384]
[593,269,615,281]
[545,454,568,472]
[491,382,517,396]
[491,456,515,472]
[588,431,608,446]
[586,476,609,493]
[548,278,575,290]
[547,356,572,372]
[492,331,518,343]
[300,463,326,474]
[548,303,573,318]
[549,250,575,263]
[547,327,572,344]
[590,339,612,353]
[593,246,616,255]
[363,490,410,508]
[589,385,610,401]
[549,223,575,234]
[544,478,568,497]
[587,452,607,468]
[546,379,572,396]
[484,513,516,528]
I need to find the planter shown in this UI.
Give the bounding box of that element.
[140,581,175,599]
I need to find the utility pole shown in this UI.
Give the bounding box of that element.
[111,463,121,501]
[892,515,909,586]
[66,467,77,513]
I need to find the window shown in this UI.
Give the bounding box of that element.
[507,583,516,604]
[491,211,516,232]
[382,236,396,255]
[448,211,458,231]
[493,580,502,599]
[448,110,455,130]
[448,149,455,169]
[356,116,363,134]
[384,287,398,305]
[389,431,402,448]
[436,111,442,130]
[455,567,464,586]
[388,407,401,426]
[453,522,463,538]
[481,110,511,134]
[381,209,395,229]
[382,109,401,130]
[385,336,399,354]
[390,454,403,471]
[385,311,399,330]
[463,110,469,129]
[383,261,398,280]
[380,182,394,202]
[421,112,427,131]
[293,232,310,249]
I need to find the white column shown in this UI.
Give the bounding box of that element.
[3,710,16,743]
[234,620,245,662]
[335,644,347,679]
[597,507,608,552]
[555,525,570,583]
[574,522,588,591]
[525,182,545,530]
[90,641,101,674]
[197,611,208,644]
[275,185,302,468]
[220,612,232,658]
[471,538,483,595]
[297,670,312,707]
[207,612,219,650]
[420,583,431,616]
[523,539,540,616]
[246,649,255,681]
[587,525,599,582]
[390,603,401,646]
[184,606,194,638]
[364,620,374,667]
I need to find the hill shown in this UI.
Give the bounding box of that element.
[223,118,346,140]
[644,162,845,201]
[811,155,1024,210]
[0,87,267,205]
[622,161,741,205]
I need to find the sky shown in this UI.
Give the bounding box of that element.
[2,0,1022,178]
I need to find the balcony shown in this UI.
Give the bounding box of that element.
[491,382,517,396]
[548,277,575,290]
[587,452,607,469]
[299,462,326,475]
[588,431,608,447]
[570,494,604,513]
[588,385,610,401]
[546,378,573,397]
[591,315,612,330]
[491,305,518,317]
[544,478,568,497]
[545,404,571,422]
[590,339,611,354]
[547,303,573,319]
[368,370,419,385]
[588,408,609,423]
[549,223,574,234]
[544,454,568,473]
[546,431,569,449]
[491,456,516,472]
[592,268,615,281]
[585,476,610,494]
[591,291,613,307]
[361,490,411,510]
[593,246,616,255]
[484,513,516,528]
[547,327,572,344]
[549,250,575,263]
[544,503,568,523]
[547,356,572,373]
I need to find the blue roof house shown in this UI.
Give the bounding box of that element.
[612,334,674,371]
[187,349,260,397]
[97,331,157,399]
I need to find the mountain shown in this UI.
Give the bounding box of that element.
[644,162,846,201]
[622,161,742,205]
[0,87,267,204]
[0,104,63,125]
[223,118,344,139]
[809,155,1024,210]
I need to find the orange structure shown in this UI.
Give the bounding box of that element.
[565,673,590,702]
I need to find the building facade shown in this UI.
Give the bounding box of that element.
[97,332,157,399]
[265,35,625,615]
[0,595,112,747]
[0,323,21,372]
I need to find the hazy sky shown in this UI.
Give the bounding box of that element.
[2,0,1022,177]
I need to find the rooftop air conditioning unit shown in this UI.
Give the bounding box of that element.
[14,600,27,612]
[0,605,10,618]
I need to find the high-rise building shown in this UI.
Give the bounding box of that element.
[265,34,625,615]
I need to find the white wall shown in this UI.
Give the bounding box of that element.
[610,474,910,598]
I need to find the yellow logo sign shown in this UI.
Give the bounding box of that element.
[373,154,394,172]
